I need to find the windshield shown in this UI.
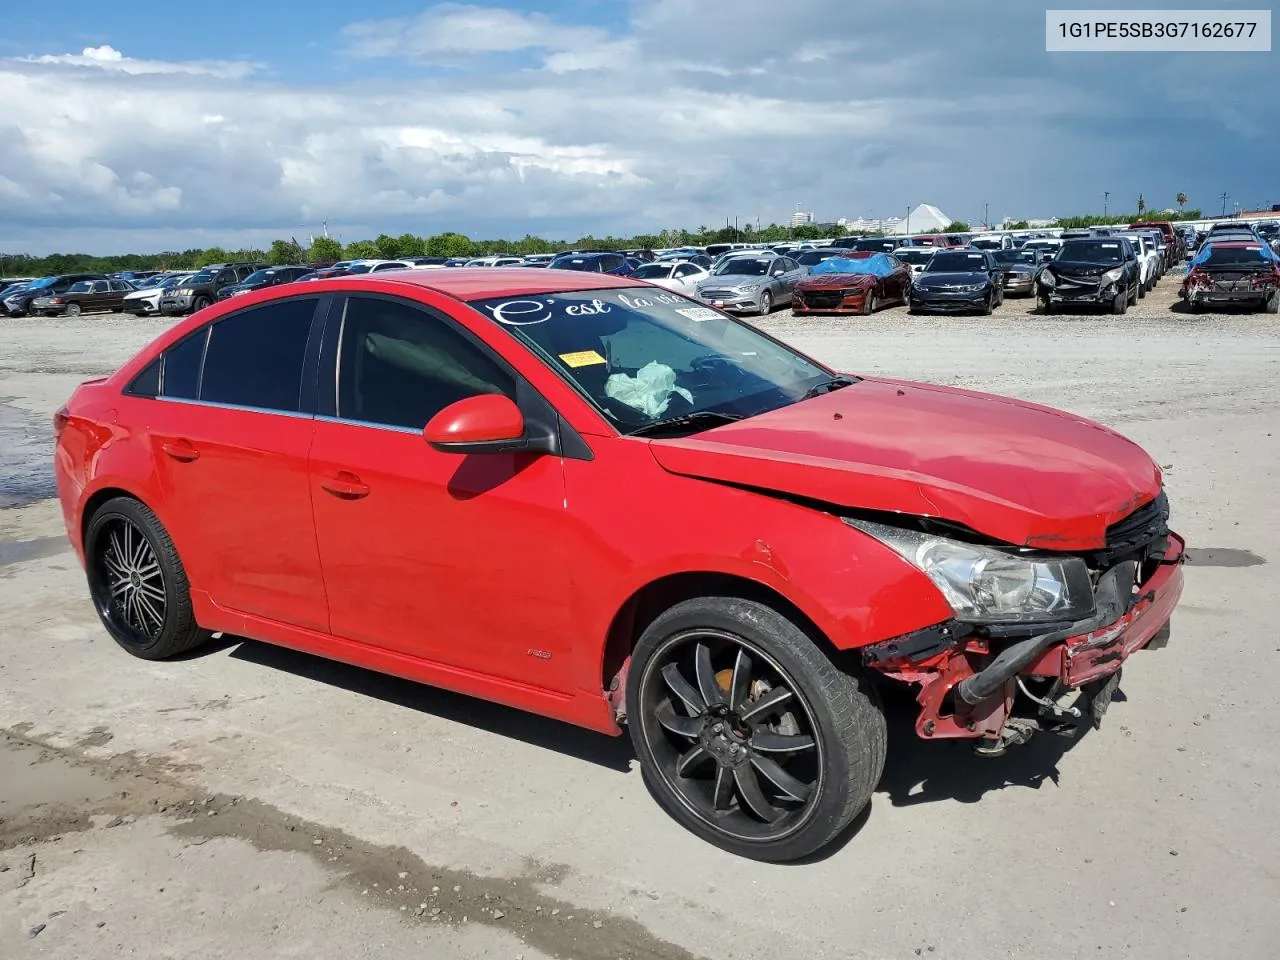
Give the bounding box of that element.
[992,250,1037,265]
[851,239,894,252]
[473,289,833,434]
[189,271,216,283]
[1059,240,1125,263]
[345,264,374,274]
[549,257,600,272]
[631,263,674,279]
[67,281,93,293]
[241,269,275,284]
[0,283,27,297]
[894,249,935,265]
[925,252,989,272]
[969,238,1002,249]
[28,276,58,289]
[712,257,772,277]
[794,250,838,266]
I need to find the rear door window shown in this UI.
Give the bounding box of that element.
[199,298,319,412]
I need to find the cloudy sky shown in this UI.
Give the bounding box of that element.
[1,0,1275,255]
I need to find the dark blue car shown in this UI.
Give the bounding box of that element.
[547,252,635,276]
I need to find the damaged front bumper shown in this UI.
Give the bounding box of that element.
[864,532,1185,742]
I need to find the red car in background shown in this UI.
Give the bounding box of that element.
[792,251,912,314]
[54,268,1183,862]
[1130,220,1184,262]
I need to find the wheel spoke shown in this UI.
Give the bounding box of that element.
[740,685,793,722]
[712,765,734,811]
[135,561,161,580]
[138,581,166,603]
[654,700,701,739]
[137,592,164,632]
[729,647,752,710]
[111,579,130,597]
[662,663,705,716]
[694,642,725,707]
[131,532,150,570]
[750,730,815,753]
[675,744,712,777]
[733,764,783,822]
[121,524,134,570]
[750,755,812,802]
[108,532,127,569]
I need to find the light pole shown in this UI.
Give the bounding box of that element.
[1220,192,1228,217]
[983,202,989,230]
[1103,191,1110,218]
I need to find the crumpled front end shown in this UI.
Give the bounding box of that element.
[792,278,873,314]
[859,493,1185,750]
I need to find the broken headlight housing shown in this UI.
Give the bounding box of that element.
[844,518,1095,624]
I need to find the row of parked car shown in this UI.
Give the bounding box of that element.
[5,219,1278,320]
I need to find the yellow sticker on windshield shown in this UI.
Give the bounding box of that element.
[558,350,606,368]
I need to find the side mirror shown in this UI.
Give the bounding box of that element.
[424,394,527,455]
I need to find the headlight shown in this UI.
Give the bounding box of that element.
[844,518,1095,624]
[1038,271,1055,288]
[964,283,986,293]
[1102,267,1123,283]
[738,283,761,292]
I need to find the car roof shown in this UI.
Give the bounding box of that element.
[306,267,651,302]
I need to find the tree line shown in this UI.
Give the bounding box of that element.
[0,210,1207,277]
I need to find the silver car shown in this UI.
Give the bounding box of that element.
[694,253,805,315]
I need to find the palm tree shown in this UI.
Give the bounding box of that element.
[1176,192,1188,212]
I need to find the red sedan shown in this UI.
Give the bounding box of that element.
[54,268,1184,861]
[791,251,912,314]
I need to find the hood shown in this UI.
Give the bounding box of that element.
[795,273,876,290]
[699,275,763,287]
[1050,260,1118,276]
[916,271,988,285]
[123,288,157,300]
[647,378,1161,550]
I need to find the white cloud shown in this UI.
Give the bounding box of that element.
[1,2,1275,255]
[20,44,259,80]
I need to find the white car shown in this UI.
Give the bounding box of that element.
[891,247,937,278]
[1118,235,1159,294]
[630,260,711,291]
[970,233,1015,251]
[464,256,527,268]
[346,260,414,274]
[123,274,192,316]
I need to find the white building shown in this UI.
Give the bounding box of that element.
[840,204,951,235]
[791,210,815,228]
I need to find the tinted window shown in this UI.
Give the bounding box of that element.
[199,298,318,411]
[162,329,208,400]
[674,263,700,278]
[336,296,515,431]
[128,357,161,397]
[110,280,132,292]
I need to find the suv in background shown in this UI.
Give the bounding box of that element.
[31,278,136,316]
[215,265,313,301]
[159,262,264,315]
[1,273,107,317]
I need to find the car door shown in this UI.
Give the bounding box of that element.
[672,263,701,289]
[108,279,133,310]
[306,293,577,692]
[141,295,330,631]
[79,280,110,312]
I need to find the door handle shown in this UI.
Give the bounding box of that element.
[161,440,199,463]
[320,472,370,500]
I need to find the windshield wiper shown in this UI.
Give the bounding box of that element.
[801,375,856,400]
[628,410,743,438]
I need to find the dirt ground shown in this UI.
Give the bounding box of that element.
[2,278,1279,959]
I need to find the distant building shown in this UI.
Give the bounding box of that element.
[840,204,952,235]
[791,210,814,227]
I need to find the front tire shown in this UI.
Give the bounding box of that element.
[193,296,211,312]
[1110,290,1128,315]
[1265,293,1279,314]
[757,291,772,316]
[84,497,209,660]
[861,290,878,316]
[627,597,886,862]
[65,302,82,317]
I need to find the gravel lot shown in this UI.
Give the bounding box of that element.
[3,278,1279,959]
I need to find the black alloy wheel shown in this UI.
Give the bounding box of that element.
[628,597,885,861]
[85,497,208,660]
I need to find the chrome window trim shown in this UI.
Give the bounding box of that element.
[152,395,314,420]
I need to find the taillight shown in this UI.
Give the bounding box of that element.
[53,405,70,439]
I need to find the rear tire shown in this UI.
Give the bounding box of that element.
[84,497,209,660]
[627,597,886,862]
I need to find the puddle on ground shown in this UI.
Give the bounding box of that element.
[0,535,69,568]
[1185,547,1266,568]
[0,400,55,508]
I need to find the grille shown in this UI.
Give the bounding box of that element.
[699,289,737,300]
[801,290,846,308]
[1095,491,1170,567]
